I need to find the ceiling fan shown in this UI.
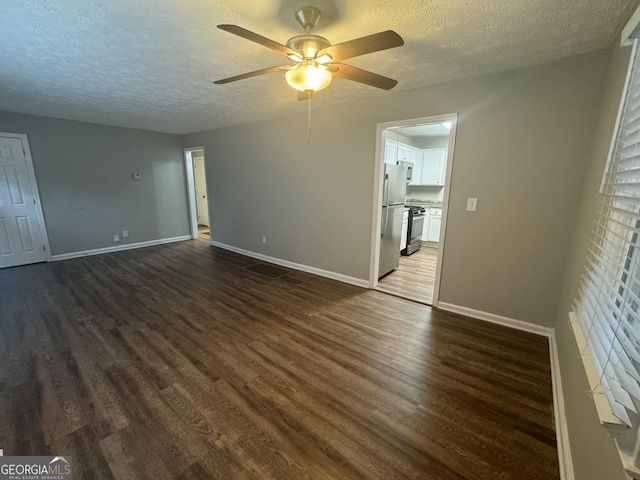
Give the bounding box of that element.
[214,6,404,98]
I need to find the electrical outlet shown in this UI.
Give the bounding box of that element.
[466,198,478,212]
[262,236,267,245]
[113,234,120,243]
[122,230,129,238]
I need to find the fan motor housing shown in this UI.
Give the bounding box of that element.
[286,35,331,59]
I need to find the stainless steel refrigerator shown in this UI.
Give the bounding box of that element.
[379,163,407,278]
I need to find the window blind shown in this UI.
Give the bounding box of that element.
[574,39,640,428]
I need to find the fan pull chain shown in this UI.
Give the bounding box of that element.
[307,91,312,146]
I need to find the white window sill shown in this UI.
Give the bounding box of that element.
[569,312,640,479]
[569,312,629,433]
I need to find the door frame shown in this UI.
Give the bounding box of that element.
[183,146,207,240]
[368,114,457,307]
[0,132,51,264]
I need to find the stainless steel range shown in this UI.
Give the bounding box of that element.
[402,205,425,256]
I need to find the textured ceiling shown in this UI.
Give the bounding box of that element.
[1,0,638,135]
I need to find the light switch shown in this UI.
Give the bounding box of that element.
[466,198,478,212]
[133,173,142,180]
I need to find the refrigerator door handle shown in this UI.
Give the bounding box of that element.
[382,173,390,237]
[383,206,390,238]
[383,173,390,207]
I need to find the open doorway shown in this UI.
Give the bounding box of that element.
[183,147,210,240]
[370,114,456,306]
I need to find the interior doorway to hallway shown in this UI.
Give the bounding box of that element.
[183,147,210,240]
[370,114,457,306]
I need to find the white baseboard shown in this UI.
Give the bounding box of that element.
[51,235,191,261]
[549,330,575,480]
[210,240,369,288]
[436,302,553,337]
[437,301,573,479]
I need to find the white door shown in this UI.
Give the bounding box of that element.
[193,156,209,227]
[0,133,49,268]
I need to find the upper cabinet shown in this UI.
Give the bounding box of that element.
[384,139,447,186]
[384,142,398,165]
[420,148,447,186]
[411,150,423,184]
[396,144,409,162]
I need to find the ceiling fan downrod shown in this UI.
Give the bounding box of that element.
[294,6,322,34]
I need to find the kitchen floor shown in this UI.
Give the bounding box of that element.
[376,244,438,304]
[198,224,210,237]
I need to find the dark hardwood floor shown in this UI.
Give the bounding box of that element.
[0,237,559,479]
[377,244,438,304]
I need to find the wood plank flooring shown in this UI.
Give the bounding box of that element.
[377,245,438,304]
[0,238,559,479]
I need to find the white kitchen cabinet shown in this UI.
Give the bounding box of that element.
[426,207,442,242]
[384,142,398,164]
[422,210,430,241]
[385,139,438,188]
[410,149,422,166]
[400,209,409,250]
[409,150,423,185]
[411,157,422,185]
[421,148,447,185]
[396,144,409,163]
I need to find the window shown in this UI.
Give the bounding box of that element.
[572,39,640,473]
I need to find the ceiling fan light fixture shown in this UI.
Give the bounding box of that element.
[287,53,303,63]
[214,7,403,94]
[285,63,332,92]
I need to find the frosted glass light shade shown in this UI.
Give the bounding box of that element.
[285,64,332,92]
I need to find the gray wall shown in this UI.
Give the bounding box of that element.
[385,131,415,145]
[554,45,633,480]
[0,46,627,476]
[414,135,450,149]
[185,49,611,328]
[0,111,189,255]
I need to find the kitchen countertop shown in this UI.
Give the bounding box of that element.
[405,200,443,208]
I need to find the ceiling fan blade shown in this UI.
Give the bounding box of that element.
[217,24,298,57]
[330,63,398,90]
[318,30,403,63]
[214,65,290,84]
